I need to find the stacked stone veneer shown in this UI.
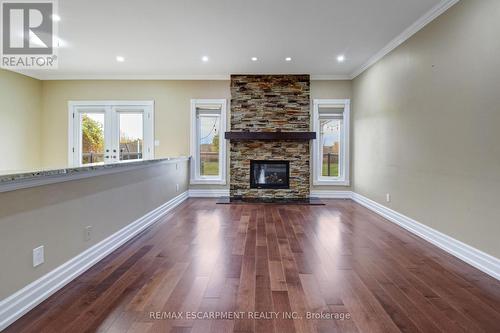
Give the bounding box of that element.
[229,75,311,199]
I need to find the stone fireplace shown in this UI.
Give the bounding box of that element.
[226,74,314,200]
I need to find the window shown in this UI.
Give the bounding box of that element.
[68,101,154,167]
[312,99,350,186]
[190,99,227,184]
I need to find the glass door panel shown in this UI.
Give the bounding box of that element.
[79,112,105,165]
[71,103,153,167]
[118,113,144,161]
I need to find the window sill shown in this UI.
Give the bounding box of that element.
[313,179,350,186]
[190,178,227,185]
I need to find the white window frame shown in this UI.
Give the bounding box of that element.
[312,99,350,186]
[190,99,227,185]
[68,100,154,167]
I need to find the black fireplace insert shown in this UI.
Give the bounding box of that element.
[250,160,290,189]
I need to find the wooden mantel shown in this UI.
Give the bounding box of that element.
[224,131,316,141]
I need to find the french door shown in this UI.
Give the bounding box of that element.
[68,101,154,167]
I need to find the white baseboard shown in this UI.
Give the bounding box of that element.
[310,190,352,199]
[2,188,498,331]
[0,191,189,331]
[188,189,230,197]
[350,192,500,281]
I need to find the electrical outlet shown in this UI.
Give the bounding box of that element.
[85,226,92,241]
[176,184,180,192]
[386,193,391,203]
[154,140,160,147]
[33,246,44,267]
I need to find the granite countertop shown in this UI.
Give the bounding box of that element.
[0,156,190,187]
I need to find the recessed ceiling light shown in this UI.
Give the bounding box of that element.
[202,56,209,62]
[285,57,292,62]
[116,56,125,62]
[51,14,61,22]
[251,57,258,62]
[337,55,345,63]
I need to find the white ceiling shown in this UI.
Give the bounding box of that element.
[20,0,456,80]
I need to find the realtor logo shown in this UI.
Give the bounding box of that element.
[1,0,58,69]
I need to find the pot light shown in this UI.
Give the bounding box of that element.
[251,57,258,62]
[202,56,209,62]
[51,14,61,22]
[116,56,125,62]
[285,57,292,62]
[337,55,345,63]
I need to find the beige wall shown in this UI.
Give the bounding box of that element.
[352,0,500,257]
[40,79,348,190]
[2,0,499,303]
[41,80,231,169]
[310,80,353,191]
[0,160,189,299]
[0,78,350,299]
[0,69,42,173]
[310,80,351,100]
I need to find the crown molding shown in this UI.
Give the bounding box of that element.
[34,74,232,80]
[8,0,459,82]
[310,75,352,80]
[350,0,460,79]
[6,69,43,80]
[32,74,352,81]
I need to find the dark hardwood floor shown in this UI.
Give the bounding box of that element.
[6,198,500,333]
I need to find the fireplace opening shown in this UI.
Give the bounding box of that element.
[250,160,290,189]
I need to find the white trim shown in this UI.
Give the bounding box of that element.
[310,75,352,81]
[0,158,189,194]
[18,73,353,81]
[312,99,350,186]
[351,0,460,79]
[68,100,155,167]
[11,1,459,83]
[68,100,155,107]
[314,179,350,186]
[310,190,352,199]
[1,187,498,331]
[0,191,189,331]
[190,99,227,185]
[188,189,230,198]
[350,192,500,281]
[22,74,233,81]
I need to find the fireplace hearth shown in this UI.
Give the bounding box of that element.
[250,160,289,189]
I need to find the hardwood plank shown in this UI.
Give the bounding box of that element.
[5,198,500,333]
[269,261,287,292]
[271,291,296,333]
[210,278,239,333]
[233,256,256,333]
[255,242,275,333]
